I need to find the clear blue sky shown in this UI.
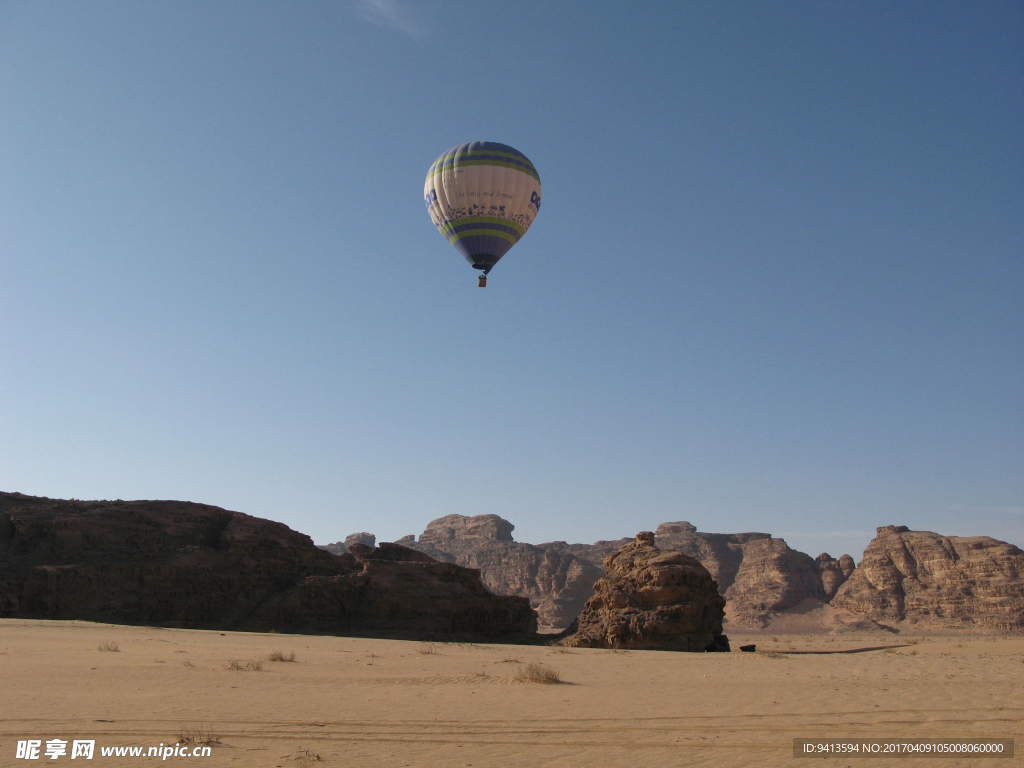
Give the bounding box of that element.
[1,1,1021,560]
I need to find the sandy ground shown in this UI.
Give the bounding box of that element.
[1,619,1022,768]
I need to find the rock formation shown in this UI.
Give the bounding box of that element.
[0,492,536,641]
[334,514,859,630]
[345,532,376,549]
[318,533,377,557]
[560,532,728,651]
[815,553,857,600]
[543,522,850,627]
[831,525,1024,630]
[401,514,604,631]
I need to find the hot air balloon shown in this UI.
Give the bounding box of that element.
[424,141,541,287]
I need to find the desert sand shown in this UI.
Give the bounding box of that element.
[2,619,1021,768]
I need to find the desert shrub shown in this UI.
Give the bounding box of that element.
[514,663,562,684]
[178,724,221,746]
[295,747,323,766]
[226,658,264,671]
[267,650,296,662]
[98,641,119,652]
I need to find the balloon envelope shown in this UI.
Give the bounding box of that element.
[424,141,541,274]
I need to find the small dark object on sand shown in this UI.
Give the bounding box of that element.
[740,644,756,653]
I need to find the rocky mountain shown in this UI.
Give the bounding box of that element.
[560,532,729,652]
[317,532,375,557]
[831,525,1024,630]
[387,515,855,629]
[400,514,604,631]
[542,521,849,627]
[0,493,536,641]
[815,553,857,600]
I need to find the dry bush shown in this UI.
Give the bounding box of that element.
[419,643,439,655]
[98,641,120,652]
[182,660,194,667]
[178,724,221,746]
[226,658,264,671]
[267,650,296,662]
[514,663,562,684]
[295,747,323,766]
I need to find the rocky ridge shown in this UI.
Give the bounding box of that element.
[543,521,846,628]
[401,514,604,630]
[0,493,536,641]
[388,515,855,629]
[831,525,1024,630]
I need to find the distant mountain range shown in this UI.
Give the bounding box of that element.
[321,515,1024,632]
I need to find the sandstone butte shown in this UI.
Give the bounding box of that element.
[362,515,1024,632]
[0,492,536,641]
[393,514,854,629]
[831,525,1024,631]
[559,532,729,652]
[398,514,604,631]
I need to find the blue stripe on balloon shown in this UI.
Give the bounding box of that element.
[452,234,513,266]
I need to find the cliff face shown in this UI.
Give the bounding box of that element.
[402,514,603,631]
[542,522,844,627]
[815,553,857,600]
[831,525,1024,630]
[0,493,536,641]
[395,516,853,629]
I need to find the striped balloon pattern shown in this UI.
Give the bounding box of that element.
[424,141,541,274]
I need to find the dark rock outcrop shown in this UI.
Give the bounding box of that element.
[560,532,727,651]
[0,492,536,641]
[831,526,1024,630]
[402,515,604,631]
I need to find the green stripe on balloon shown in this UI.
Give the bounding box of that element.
[428,149,538,174]
[427,159,540,182]
[446,228,518,246]
[438,216,526,237]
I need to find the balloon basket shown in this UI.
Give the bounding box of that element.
[478,275,487,288]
